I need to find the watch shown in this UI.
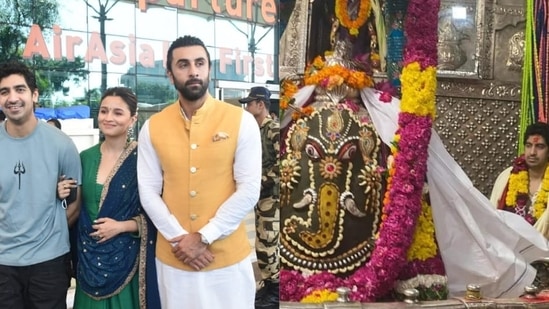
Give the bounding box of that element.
[199,233,209,245]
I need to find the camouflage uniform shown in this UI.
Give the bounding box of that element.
[256,116,280,283]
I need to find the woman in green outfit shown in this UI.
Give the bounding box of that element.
[58,87,159,308]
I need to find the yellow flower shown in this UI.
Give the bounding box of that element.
[312,56,324,69]
[506,170,528,206]
[536,170,549,218]
[506,165,549,220]
[400,62,437,119]
[301,289,339,303]
[326,75,345,90]
[407,199,438,261]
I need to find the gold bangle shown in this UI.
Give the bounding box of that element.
[131,215,142,238]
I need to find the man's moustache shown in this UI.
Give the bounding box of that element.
[186,79,202,86]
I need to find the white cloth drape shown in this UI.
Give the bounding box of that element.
[360,87,549,298]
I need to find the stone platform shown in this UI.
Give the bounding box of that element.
[281,298,549,309]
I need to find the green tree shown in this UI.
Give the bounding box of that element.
[84,0,121,93]
[34,57,88,91]
[135,82,177,104]
[0,0,59,60]
[0,0,88,103]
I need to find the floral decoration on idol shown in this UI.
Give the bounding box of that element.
[279,0,445,303]
[344,0,443,301]
[280,78,315,121]
[280,55,374,122]
[304,54,374,90]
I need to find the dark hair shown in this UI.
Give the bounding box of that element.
[258,98,271,109]
[100,87,138,116]
[47,118,62,129]
[524,122,549,145]
[0,110,5,121]
[166,35,211,73]
[0,60,38,92]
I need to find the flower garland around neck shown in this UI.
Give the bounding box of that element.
[335,0,372,36]
[279,55,374,122]
[304,55,374,90]
[505,155,549,223]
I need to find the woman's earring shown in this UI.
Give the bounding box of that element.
[127,126,135,142]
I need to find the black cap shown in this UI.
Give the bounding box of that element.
[238,86,271,104]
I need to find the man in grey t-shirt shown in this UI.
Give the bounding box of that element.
[0,60,81,309]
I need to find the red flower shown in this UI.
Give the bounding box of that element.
[512,155,527,173]
[379,92,393,103]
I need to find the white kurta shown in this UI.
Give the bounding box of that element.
[155,257,255,309]
[490,166,549,239]
[490,166,513,207]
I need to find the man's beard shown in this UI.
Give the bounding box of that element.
[174,76,209,101]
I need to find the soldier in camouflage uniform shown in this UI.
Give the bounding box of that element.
[240,87,280,309]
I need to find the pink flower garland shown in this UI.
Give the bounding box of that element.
[403,0,439,69]
[347,115,433,301]
[346,0,440,301]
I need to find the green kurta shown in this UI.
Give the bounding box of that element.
[73,144,139,309]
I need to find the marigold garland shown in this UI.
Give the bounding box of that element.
[505,156,529,207]
[300,289,339,303]
[504,155,549,223]
[407,198,438,261]
[335,0,372,36]
[280,55,374,121]
[400,63,437,118]
[281,79,299,111]
[304,56,374,90]
[291,106,315,121]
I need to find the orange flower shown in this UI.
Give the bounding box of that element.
[301,106,314,116]
[312,56,324,69]
[280,79,299,111]
[304,64,373,90]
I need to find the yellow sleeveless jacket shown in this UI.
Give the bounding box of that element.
[148,96,251,271]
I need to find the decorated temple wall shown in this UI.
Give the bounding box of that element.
[434,0,524,197]
[435,80,521,197]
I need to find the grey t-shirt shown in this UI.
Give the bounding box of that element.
[0,120,81,266]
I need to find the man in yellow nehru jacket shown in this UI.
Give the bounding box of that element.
[137,35,261,309]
